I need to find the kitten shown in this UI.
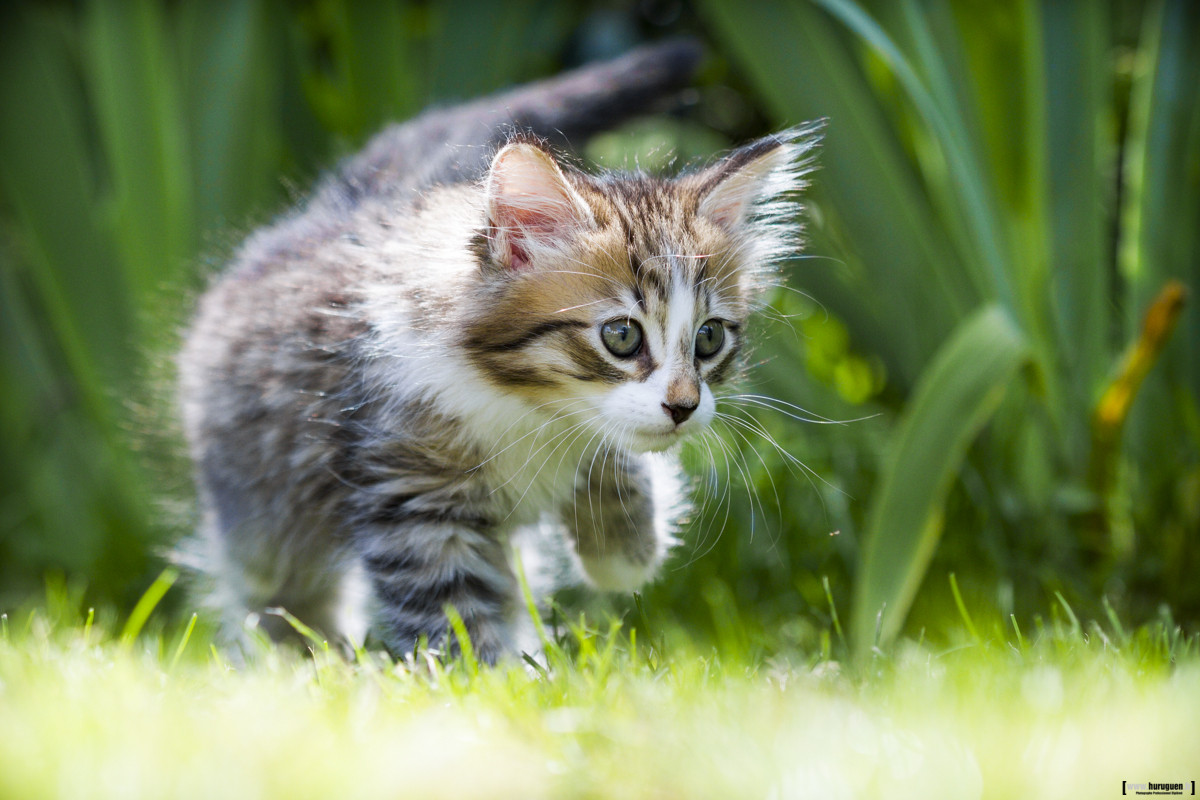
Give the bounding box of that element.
[179,40,819,662]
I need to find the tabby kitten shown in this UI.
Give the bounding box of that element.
[179,41,819,662]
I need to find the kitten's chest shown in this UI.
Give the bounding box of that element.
[475,417,594,529]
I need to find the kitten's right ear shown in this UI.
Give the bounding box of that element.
[694,121,824,236]
[484,142,593,271]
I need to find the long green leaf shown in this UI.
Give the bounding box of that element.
[0,8,134,399]
[177,0,284,240]
[853,306,1028,653]
[813,0,1013,313]
[1123,0,1200,449]
[85,0,195,297]
[1038,0,1109,461]
[695,0,973,388]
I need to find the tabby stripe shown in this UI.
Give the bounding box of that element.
[476,359,559,388]
[639,267,668,305]
[704,342,743,385]
[561,332,626,383]
[468,319,588,354]
[373,570,509,615]
[363,498,492,530]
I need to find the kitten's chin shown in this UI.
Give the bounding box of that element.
[624,428,687,454]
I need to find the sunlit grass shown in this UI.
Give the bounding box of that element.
[1,586,1196,800]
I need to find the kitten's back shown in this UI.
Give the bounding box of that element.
[312,39,705,215]
[179,40,707,647]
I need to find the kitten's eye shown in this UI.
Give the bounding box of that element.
[601,320,643,358]
[695,319,725,358]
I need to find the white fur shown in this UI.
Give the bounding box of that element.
[347,125,820,614]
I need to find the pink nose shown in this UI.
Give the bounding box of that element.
[662,401,696,425]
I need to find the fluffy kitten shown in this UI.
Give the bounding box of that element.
[179,41,819,662]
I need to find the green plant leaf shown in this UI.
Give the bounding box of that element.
[1036,0,1110,461]
[695,0,975,388]
[853,305,1029,653]
[85,0,195,298]
[176,0,285,240]
[813,0,1013,314]
[1122,0,1200,446]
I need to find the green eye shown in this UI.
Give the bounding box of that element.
[601,320,643,357]
[695,320,725,358]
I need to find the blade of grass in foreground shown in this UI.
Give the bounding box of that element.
[120,568,178,646]
[853,306,1028,654]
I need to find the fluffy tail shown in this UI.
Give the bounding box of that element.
[491,38,705,146]
[321,39,705,209]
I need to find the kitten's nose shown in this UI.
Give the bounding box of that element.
[662,401,696,425]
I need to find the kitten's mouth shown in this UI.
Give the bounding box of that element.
[626,426,687,453]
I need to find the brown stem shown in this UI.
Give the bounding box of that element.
[1085,280,1187,560]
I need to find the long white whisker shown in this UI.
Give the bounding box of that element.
[714,412,786,562]
[716,409,845,503]
[490,416,592,497]
[719,393,879,425]
[553,297,621,314]
[471,397,591,471]
[679,426,736,568]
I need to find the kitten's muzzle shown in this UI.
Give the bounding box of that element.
[662,400,697,425]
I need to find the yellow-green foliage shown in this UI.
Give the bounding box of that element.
[1,594,1196,800]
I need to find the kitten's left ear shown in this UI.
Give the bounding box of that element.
[484,141,594,271]
[695,122,824,235]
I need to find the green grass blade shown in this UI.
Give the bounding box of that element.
[444,605,479,677]
[120,568,178,645]
[169,612,198,670]
[948,573,979,643]
[265,607,328,653]
[822,575,845,647]
[512,547,552,656]
[853,306,1029,653]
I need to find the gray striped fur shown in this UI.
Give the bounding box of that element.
[179,42,819,663]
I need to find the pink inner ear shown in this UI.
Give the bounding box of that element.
[493,197,556,270]
[698,142,792,235]
[486,143,588,270]
[699,168,764,233]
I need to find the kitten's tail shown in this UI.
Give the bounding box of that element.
[324,39,705,207]
[493,38,706,146]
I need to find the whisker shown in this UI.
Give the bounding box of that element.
[553,297,620,314]
[678,427,736,569]
[713,413,786,561]
[470,397,591,471]
[490,415,592,497]
[716,409,845,501]
[718,394,879,425]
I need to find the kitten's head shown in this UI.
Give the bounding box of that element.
[464,126,820,453]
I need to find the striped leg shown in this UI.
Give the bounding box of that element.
[359,524,519,664]
[565,453,671,592]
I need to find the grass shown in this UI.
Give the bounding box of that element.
[1,3,1196,794]
[2,583,1197,800]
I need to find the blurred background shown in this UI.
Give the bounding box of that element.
[1,0,1197,654]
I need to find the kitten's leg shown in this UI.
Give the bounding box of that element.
[195,506,364,652]
[357,524,520,664]
[564,451,682,592]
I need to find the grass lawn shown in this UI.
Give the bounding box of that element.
[1,579,1196,800]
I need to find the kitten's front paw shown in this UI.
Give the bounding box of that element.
[579,553,659,593]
